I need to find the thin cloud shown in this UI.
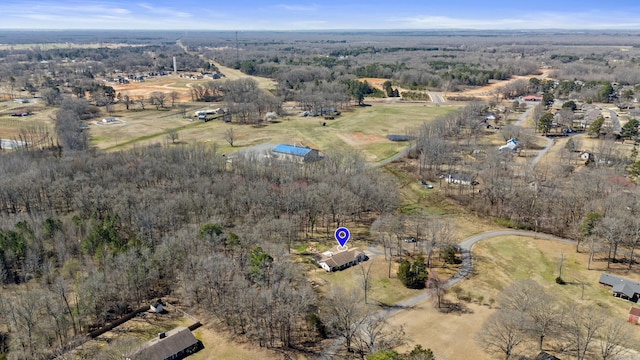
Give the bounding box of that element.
[274,4,318,12]
[137,3,191,18]
[4,2,131,17]
[397,12,640,30]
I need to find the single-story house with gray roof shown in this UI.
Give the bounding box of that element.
[599,273,640,303]
[313,248,368,272]
[126,326,201,360]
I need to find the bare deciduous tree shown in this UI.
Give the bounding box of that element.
[169,91,179,107]
[478,309,528,360]
[150,91,167,110]
[359,261,373,304]
[322,286,367,353]
[224,127,235,147]
[565,305,602,360]
[167,128,179,144]
[352,314,405,357]
[137,95,147,110]
[597,317,630,360]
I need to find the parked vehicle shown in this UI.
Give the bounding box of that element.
[420,180,434,189]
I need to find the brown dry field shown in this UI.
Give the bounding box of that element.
[0,99,56,139]
[111,61,275,103]
[112,76,194,102]
[391,302,494,360]
[389,236,640,360]
[190,324,287,360]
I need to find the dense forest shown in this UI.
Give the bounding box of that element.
[0,123,397,358]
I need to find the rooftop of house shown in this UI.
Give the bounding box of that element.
[599,273,640,298]
[535,351,561,360]
[630,307,640,317]
[313,248,366,269]
[128,326,198,360]
[272,144,315,157]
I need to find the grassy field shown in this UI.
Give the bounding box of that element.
[0,99,56,139]
[311,255,423,306]
[389,235,640,360]
[89,102,458,162]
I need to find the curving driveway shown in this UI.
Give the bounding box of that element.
[319,230,574,359]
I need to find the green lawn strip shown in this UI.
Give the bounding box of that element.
[314,259,421,306]
[102,120,208,151]
[460,236,633,316]
[363,142,403,161]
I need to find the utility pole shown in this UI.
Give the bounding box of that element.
[235,31,239,65]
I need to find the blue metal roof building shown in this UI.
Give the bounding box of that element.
[271,144,322,163]
[272,144,313,156]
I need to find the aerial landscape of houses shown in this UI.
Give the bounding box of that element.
[5,1,640,359]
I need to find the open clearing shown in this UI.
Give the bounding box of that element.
[311,255,424,306]
[89,102,458,162]
[112,75,196,102]
[0,99,56,139]
[389,235,640,360]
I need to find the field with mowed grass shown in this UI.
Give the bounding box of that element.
[0,99,56,139]
[89,101,459,162]
[388,235,640,360]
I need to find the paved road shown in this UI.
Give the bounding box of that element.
[318,229,574,359]
[530,136,554,170]
[514,102,534,127]
[429,92,445,104]
[371,143,416,168]
[512,102,554,170]
[608,108,621,132]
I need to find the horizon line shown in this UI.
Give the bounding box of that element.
[0,28,638,32]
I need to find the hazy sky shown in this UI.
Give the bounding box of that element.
[3,0,640,30]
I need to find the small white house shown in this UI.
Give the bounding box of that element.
[499,138,518,152]
[102,117,117,123]
[150,300,163,313]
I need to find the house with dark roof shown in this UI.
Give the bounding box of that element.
[629,307,640,325]
[126,326,201,360]
[271,144,322,163]
[599,273,640,302]
[313,248,368,272]
[535,351,561,360]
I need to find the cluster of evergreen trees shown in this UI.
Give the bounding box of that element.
[397,254,428,289]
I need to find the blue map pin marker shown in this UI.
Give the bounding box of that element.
[334,227,350,248]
